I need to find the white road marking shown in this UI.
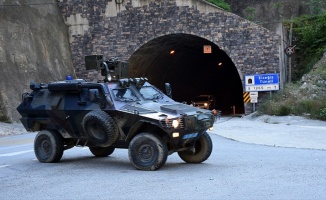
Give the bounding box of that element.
[0,165,10,168]
[0,150,33,157]
[0,144,32,151]
[296,125,326,130]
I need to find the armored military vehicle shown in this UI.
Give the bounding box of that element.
[17,55,217,170]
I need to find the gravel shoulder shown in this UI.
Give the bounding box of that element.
[0,122,31,136]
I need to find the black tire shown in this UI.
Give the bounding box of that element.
[178,132,212,163]
[89,146,115,157]
[34,130,64,163]
[128,133,168,171]
[82,110,119,147]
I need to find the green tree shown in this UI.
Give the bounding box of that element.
[206,0,231,11]
[304,0,325,15]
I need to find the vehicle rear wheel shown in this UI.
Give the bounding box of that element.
[89,147,115,157]
[34,130,64,163]
[178,132,212,163]
[128,133,168,171]
[82,110,119,147]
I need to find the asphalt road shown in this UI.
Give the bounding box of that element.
[1,132,326,200]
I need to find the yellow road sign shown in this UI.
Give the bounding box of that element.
[243,92,250,103]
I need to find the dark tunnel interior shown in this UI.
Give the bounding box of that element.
[129,33,244,114]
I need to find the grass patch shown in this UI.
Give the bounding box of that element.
[258,84,326,121]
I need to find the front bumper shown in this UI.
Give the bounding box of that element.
[194,103,209,109]
[160,113,214,146]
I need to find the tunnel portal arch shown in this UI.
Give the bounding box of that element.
[58,0,281,115]
[129,33,244,114]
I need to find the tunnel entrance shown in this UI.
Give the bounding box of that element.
[129,33,244,115]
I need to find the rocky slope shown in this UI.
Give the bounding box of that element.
[299,52,326,97]
[0,0,75,122]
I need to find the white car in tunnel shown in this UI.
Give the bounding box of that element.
[191,95,216,110]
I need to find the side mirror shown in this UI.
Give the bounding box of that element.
[165,83,172,98]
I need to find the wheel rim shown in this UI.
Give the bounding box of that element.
[37,135,52,157]
[88,123,105,140]
[138,144,154,162]
[40,139,51,154]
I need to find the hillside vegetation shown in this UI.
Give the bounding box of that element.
[206,0,231,11]
[258,12,326,121]
[290,12,326,80]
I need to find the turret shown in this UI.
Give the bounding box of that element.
[84,55,128,82]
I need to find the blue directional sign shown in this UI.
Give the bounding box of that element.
[244,73,280,92]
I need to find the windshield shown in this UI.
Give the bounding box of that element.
[139,86,162,100]
[113,88,138,101]
[194,96,209,102]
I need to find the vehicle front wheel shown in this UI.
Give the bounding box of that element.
[128,133,168,171]
[34,130,64,163]
[89,146,115,157]
[178,132,212,163]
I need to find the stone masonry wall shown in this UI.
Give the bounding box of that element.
[57,0,281,81]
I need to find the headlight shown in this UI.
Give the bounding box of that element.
[172,119,179,128]
[160,117,183,129]
[172,132,179,138]
[107,74,112,81]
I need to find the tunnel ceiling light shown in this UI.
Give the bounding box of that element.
[170,50,175,55]
[218,62,223,66]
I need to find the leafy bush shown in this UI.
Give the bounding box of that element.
[258,90,294,116]
[320,108,326,119]
[295,99,314,113]
[206,0,231,11]
[277,105,292,116]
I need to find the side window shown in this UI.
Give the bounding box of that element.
[88,89,99,102]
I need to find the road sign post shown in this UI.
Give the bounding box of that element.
[250,92,258,112]
[250,92,258,103]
